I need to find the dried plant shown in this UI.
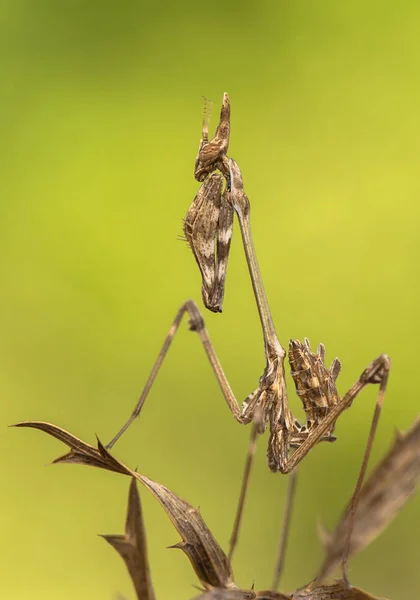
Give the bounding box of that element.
[14,418,420,599]
[316,419,420,583]
[101,478,155,600]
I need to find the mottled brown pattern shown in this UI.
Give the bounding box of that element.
[184,94,234,312]
[288,338,340,440]
[183,173,226,312]
[194,92,230,182]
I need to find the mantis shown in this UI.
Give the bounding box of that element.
[106,93,391,583]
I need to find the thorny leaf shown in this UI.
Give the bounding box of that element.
[142,474,233,588]
[14,421,234,590]
[291,581,387,600]
[317,419,420,582]
[255,592,292,599]
[190,584,385,600]
[101,478,155,600]
[191,589,256,599]
[13,421,132,474]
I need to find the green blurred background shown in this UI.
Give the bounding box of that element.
[2,1,419,598]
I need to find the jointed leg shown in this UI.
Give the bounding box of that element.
[272,469,298,591]
[107,300,245,450]
[228,422,299,572]
[341,355,390,586]
[228,411,262,563]
[276,353,390,586]
[229,159,286,364]
[276,354,391,475]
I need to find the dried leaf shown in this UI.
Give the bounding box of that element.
[291,581,387,599]
[14,421,234,590]
[317,419,420,581]
[101,478,155,600]
[194,583,386,600]
[191,589,256,600]
[13,421,132,474]
[140,473,233,588]
[255,591,291,599]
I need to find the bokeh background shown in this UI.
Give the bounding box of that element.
[2,1,419,598]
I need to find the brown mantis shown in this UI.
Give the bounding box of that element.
[106,93,391,584]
